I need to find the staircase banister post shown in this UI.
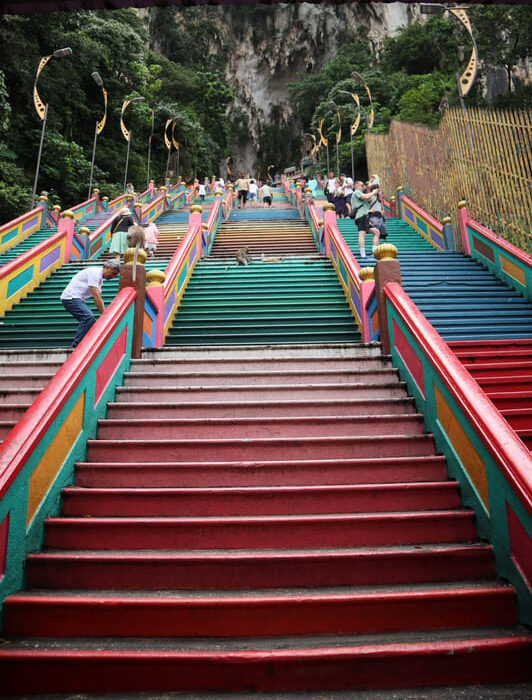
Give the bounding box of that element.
[374,243,402,355]
[58,209,75,263]
[442,215,455,251]
[458,200,470,256]
[322,203,336,258]
[396,186,403,220]
[119,260,146,359]
[38,192,48,228]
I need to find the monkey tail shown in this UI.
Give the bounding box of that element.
[132,242,140,282]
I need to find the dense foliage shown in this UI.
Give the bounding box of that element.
[288,9,532,179]
[0,8,234,222]
[0,5,530,222]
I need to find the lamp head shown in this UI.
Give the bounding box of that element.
[419,3,445,15]
[130,96,145,104]
[91,71,104,87]
[351,71,363,83]
[52,47,72,58]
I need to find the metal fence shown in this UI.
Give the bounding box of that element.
[366,107,532,253]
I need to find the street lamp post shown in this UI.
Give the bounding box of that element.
[419,4,479,107]
[121,96,145,193]
[165,116,182,181]
[88,71,107,200]
[31,47,72,208]
[318,111,334,175]
[338,90,361,181]
[330,100,341,177]
[146,107,154,190]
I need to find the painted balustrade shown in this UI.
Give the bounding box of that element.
[203,196,222,255]
[143,206,205,348]
[0,211,75,316]
[69,190,104,225]
[0,201,49,257]
[398,193,448,251]
[0,287,136,614]
[459,202,532,303]
[222,187,234,222]
[140,192,168,226]
[384,281,532,624]
[310,200,377,343]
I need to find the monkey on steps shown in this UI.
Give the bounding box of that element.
[127,225,146,282]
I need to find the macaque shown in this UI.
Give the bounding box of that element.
[127,225,146,282]
[236,246,253,266]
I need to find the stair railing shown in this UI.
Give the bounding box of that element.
[203,196,222,256]
[0,210,75,316]
[222,186,234,222]
[0,197,49,257]
[0,288,136,616]
[305,195,377,343]
[68,189,104,225]
[143,206,205,347]
[384,281,532,625]
[459,202,532,303]
[395,190,456,252]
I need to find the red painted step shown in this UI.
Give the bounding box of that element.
[86,434,437,463]
[1,636,531,695]
[61,481,460,517]
[105,397,417,419]
[75,455,449,488]
[43,511,477,550]
[96,414,426,440]
[115,382,408,402]
[4,584,515,638]
[26,544,497,590]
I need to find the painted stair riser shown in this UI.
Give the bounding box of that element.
[0,375,55,389]
[0,405,31,420]
[105,398,417,420]
[86,434,436,462]
[121,370,399,388]
[96,415,426,440]
[2,637,531,695]
[75,456,448,489]
[43,511,477,550]
[115,384,408,402]
[130,357,389,372]
[166,332,362,344]
[60,482,460,517]
[25,544,496,590]
[4,587,516,638]
[487,393,532,411]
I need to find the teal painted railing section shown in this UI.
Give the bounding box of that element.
[399,193,446,251]
[204,196,222,255]
[222,188,234,222]
[459,203,532,303]
[321,205,377,343]
[384,282,532,625]
[0,213,73,316]
[0,288,136,621]
[70,194,102,225]
[140,193,168,226]
[304,195,321,252]
[143,208,205,348]
[0,204,47,257]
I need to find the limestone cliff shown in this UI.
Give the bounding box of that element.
[143,3,416,172]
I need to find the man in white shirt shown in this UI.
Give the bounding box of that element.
[325,171,336,203]
[61,260,120,347]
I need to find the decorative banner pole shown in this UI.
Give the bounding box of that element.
[88,71,107,200]
[267,164,275,183]
[351,71,374,131]
[121,96,145,193]
[338,90,360,181]
[171,119,180,181]
[146,106,155,190]
[330,99,342,177]
[31,47,72,208]
[318,111,333,175]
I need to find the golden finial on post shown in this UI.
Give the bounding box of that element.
[190,204,202,214]
[124,247,148,265]
[215,189,223,196]
[78,226,90,236]
[146,269,165,286]
[374,243,398,261]
[359,267,375,282]
[442,216,452,225]
[61,210,75,219]
[458,200,467,209]
[38,194,48,202]
[304,188,312,194]
[323,203,335,212]
[201,222,208,230]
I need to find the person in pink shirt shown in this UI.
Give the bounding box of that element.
[144,221,159,259]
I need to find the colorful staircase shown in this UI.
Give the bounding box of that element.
[449,338,532,450]
[2,345,530,694]
[0,226,57,267]
[338,217,532,341]
[165,214,360,345]
[0,349,69,444]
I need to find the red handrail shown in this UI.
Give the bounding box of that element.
[385,282,532,513]
[0,288,136,499]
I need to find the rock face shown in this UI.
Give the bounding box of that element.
[144,3,416,172]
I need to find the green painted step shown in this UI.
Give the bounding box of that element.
[166,257,361,346]
[0,228,58,267]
